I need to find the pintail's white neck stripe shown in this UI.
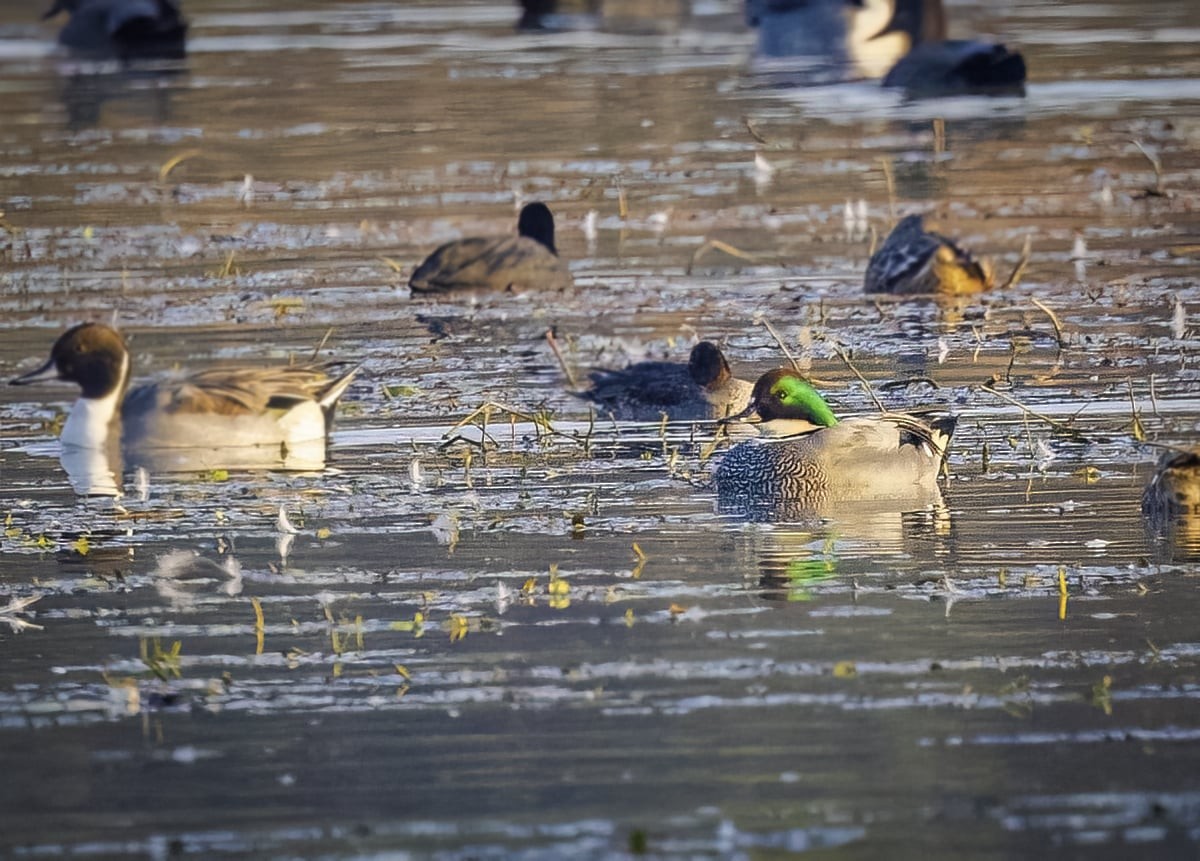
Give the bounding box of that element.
[60,352,127,449]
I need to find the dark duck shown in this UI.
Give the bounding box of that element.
[409,202,573,294]
[579,341,753,422]
[745,0,1025,96]
[518,0,687,34]
[43,0,187,62]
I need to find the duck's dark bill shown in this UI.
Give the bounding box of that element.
[719,402,761,425]
[10,357,58,386]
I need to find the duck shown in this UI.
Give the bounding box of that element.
[409,202,573,295]
[579,341,753,422]
[1143,448,1200,521]
[863,214,994,295]
[43,0,188,62]
[1142,448,1200,561]
[714,368,955,512]
[10,322,357,463]
[746,0,1024,96]
[518,0,686,34]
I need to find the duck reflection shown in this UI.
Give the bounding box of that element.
[56,437,329,498]
[58,66,185,130]
[60,441,123,497]
[1143,448,1200,563]
[744,501,952,602]
[153,548,243,611]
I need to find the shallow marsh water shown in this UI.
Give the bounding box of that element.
[1,0,1199,857]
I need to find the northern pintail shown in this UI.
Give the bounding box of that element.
[864,214,994,295]
[10,322,356,460]
[409,202,573,294]
[714,368,955,508]
[580,341,753,421]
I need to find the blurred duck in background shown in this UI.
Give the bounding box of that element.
[518,0,688,34]
[746,0,1025,96]
[43,0,187,62]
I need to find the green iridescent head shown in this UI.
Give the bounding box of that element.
[741,368,838,427]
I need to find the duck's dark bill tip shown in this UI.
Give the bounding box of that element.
[10,358,57,386]
[719,406,760,426]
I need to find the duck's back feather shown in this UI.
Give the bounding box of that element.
[582,361,752,422]
[409,236,572,293]
[883,40,1025,97]
[122,365,356,448]
[715,413,953,508]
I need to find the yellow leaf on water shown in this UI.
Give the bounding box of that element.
[624,608,635,627]
[521,577,537,595]
[83,226,94,241]
[833,661,857,679]
[207,469,230,482]
[447,614,469,643]
[1131,414,1145,441]
[72,535,90,556]
[395,664,411,680]
[316,527,332,540]
[668,603,687,617]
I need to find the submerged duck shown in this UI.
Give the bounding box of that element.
[746,0,1024,96]
[43,0,188,62]
[409,202,573,294]
[10,323,356,463]
[864,214,994,295]
[714,368,955,511]
[580,341,753,422]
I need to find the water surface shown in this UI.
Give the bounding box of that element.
[1,0,1199,857]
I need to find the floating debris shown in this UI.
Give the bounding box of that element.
[276,505,300,535]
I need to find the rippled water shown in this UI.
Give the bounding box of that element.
[1,0,1199,857]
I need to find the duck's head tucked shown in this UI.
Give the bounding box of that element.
[725,368,838,437]
[516,201,558,254]
[11,322,130,400]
